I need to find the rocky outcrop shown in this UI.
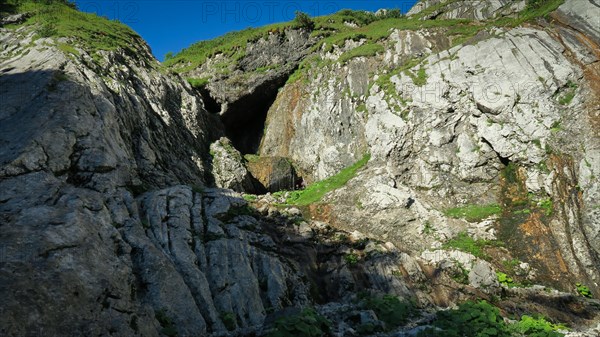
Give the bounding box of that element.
[407,0,526,20]
[210,137,259,193]
[246,156,298,192]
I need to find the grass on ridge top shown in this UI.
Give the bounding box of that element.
[3,0,140,53]
[167,0,566,77]
[284,154,370,206]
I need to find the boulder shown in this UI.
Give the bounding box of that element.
[210,138,260,193]
[246,155,298,192]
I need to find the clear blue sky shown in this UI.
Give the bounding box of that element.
[74,0,418,61]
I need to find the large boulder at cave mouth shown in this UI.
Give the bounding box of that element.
[210,137,260,193]
[245,156,298,193]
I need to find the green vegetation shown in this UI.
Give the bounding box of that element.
[418,300,566,337]
[405,64,428,86]
[187,77,210,89]
[218,205,255,222]
[3,0,140,54]
[538,198,553,217]
[509,315,566,337]
[220,312,237,331]
[450,261,470,284]
[338,43,385,63]
[242,194,257,202]
[284,154,370,206]
[292,11,315,31]
[362,294,414,330]
[576,283,593,298]
[162,22,291,72]
[497,272,515,287]
[267,308,331,337]
[344,253,359,265]
[155,309,178,337]
[163,0,564,91]
[422,221,436,235]
[442,232,503,259]
[558,81,577,105]
[418,301,511,337]
[444,204,503,222]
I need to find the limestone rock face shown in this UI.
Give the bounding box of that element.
[246,156,298,192]
[259,0,600,297]
[407,0,526,20]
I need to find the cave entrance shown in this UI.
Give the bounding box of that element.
[218,73,289,155]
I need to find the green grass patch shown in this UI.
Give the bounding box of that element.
[404,64,428,86]
[186,77,210,89]
[444,204,502,222]
[338,43,384,63]
[5,0,141,54]
[442,232,503,259]
[56,42,79,56]
[285,154,370,206]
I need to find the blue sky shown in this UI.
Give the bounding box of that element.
[74,0,418,61]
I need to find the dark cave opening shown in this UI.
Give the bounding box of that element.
[219,73,290,155]
[481,137,511,166]
[197,87,221,114]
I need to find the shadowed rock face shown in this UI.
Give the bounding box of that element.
[2,0,600,336]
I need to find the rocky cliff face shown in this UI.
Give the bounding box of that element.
[2,0,600,336]
[258,0,600,298]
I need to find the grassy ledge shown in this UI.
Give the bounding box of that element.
[442,232,503,259]
[284,154,370,206]
[444,204,502,222]
[2,0,140,54]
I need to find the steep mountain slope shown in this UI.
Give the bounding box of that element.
[257,0,600,296]
[2,0,600,336]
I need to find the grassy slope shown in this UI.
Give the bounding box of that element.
[2,0,141,53]
[284,154,370,206]
[165,0,565,80]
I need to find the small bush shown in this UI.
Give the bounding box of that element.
[509,315,566,337]
[293,11,315,31]
[344,253,359,265]
[267,308,331,337]
[497,272,514,287]
[576,283,593,298]
[417,301,511,337]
